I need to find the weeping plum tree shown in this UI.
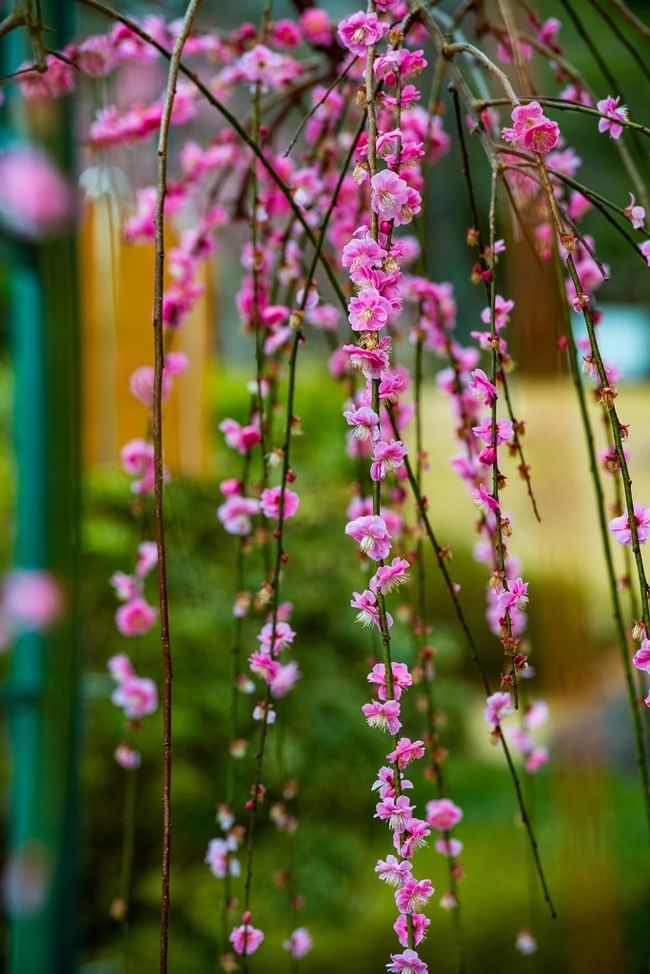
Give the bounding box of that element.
[3,0,650,971]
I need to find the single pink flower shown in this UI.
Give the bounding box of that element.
[345,514,392,561]
[283,927,313,959]
[115,597,157,637]
[229,921,264,955]
[260,486,300,521]
[387,737,426,769]
[468,368,497,406]
[395,877,434,914]
[338,11,388,56]
[375,854,413,887]
[348,287,393,331]
[111,674,158,718]
[525,747,549,774]
[484,691,512,726]
[370,557,410,595]
[205,837,240,879]
[386,947,428,973]
[498,577,529,612]
[217,495,260,536]
[107,652,135,683]
[363,699,402,735]
[375,794,414,830]
[596,95,628,140]
[371,170,410,222]
[425,798,464,831]
[114,742,141,769]
[609,504,650,546]
[367,661,412,701]
[522,119,560,153]
[351,589,393,630]
[135,541,158,578]
[435,837,463,857]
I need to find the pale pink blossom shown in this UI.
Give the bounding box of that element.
[425,798,463,830]
[343,405,380,441]
[0,147,71,239]
[371,439,408,482]
[375,855,413,886]
[370,557,410,595]
[435,837,463,857]
[135,541,158,578]
[348,287,393,331]
[299,8,331,46]
[640,241,650,266]
[371,170,410,222]
[217,496,260,536]
[107,653,135,683]
[283,927,313,959]
[257,620,296,655]
[114,743,141,769]
[609,504,650,545]
[484,691,512,726]
[111,674,158,718]
[2,570,61,632]
[205,837,240,879]
[386,948,428,973]
[624,193,645,230]
[351,590,393,630]
[219,419,261,455]
[270,661,300,698]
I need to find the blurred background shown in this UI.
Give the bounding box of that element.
[0,1,649,972]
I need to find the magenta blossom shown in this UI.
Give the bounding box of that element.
[343,405,380,441]
[387,737,426,769]
[337,11,388,56]
[395,877,434,914]
[260,486,300,520]
[111,674,158,719]
[371,170,410,222]
[115,597,157,637]
[371,439,408,482]
[633,639,650,673]
[351,589,393,630]
[375,854,413,887]
[367,661,412,700]
[348,287,393,332]
[375,794,414,830]
[609,504,650,546]
[370,557,410,595]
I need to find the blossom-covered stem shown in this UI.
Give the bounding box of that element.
[76,0,349,314]
[450,87,541,521]
[152,2,202,970]
[250,85,270,493]
[553,250,650,832]
[476,96,650,140]
[487,166,519,707]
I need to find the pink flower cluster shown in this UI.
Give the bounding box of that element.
[108,652,158,720]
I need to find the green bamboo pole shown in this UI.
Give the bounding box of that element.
[3,3,81,971]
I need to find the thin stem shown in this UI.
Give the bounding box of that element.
[152,3,202,971]
[442,41,520,106]
[606,0,650,43]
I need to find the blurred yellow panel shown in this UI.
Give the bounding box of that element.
[80,198,211,475]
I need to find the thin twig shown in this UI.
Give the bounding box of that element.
[152,2,202,971]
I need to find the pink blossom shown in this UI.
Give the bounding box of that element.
[480,295,514,330]
[343,405,380,441]
[299,8,331,46]
[472,483,498,517]
[395,877,434,914]
[624,193,645,230]
[111,675,158,718]
[0,147,71,240]
[115,597,157,637]
[338,12,388,56]
[387,948,428,973]
[596,95,628,140]
[394,913,430,948]
[371,439,408,482]
[345,515,392,561]
[632,639,650,673]
[114,743,141,769]
[107,653,135,683]
[260,486,300,520]
[609,504,650,545]
[2,570,61,632]
[229,921,264,955]
[217,495,260,536]
[135,541,158,578]
[640,241,650,266]
[270,661,300,698]
[205,837,240,879]
[348,287,393,331]
[525,700,549,728]
[375,794,414,830]
[525,747,549,773]
[342,236,387,277]
[363,699,402,735]
[498,577,529,612]
[516,929,537,955]
[522,119,560,153]
[425,798,463,830]
[468,369,497,406]
[372,765,413,799]
[283,927,313,959]
[371,170,410,222]
[351,589,393,630]
[472,418,514,445]
[257,621,296,655]
[538,17,561,46]
[484,691,512,726]
[375,854,413,886]
[219,418,261,455]
[435,837,463,857]
[343,337,392,379]
[248,651,280,684]
[397,818,431,858]
[120,439,156,494]
[370,557,410,595]
[367,661,412,700]
[387,737,425,769]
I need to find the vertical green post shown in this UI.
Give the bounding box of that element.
[4,2,81,971]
